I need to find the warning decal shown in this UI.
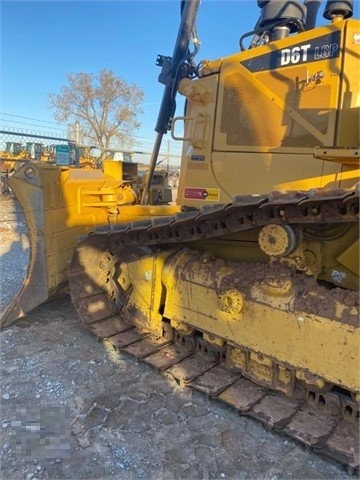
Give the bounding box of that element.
[184,187,220,201]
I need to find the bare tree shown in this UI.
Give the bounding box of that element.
[48,69,144,155]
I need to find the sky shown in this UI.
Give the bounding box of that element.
[1,0,358,157]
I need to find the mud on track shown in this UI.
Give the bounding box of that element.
[0,197,354,480]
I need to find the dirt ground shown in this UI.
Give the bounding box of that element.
[0,196,355,480]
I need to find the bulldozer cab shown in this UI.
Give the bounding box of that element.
[26,142,43,160]
[5,142,23,156]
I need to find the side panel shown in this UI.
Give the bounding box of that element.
[337,20,360,146]
[210,151,357,199]
[215,29,343,151]
[177,20,359,207]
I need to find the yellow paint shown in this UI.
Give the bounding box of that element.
[161,249,359,392]
[275,168,359,190]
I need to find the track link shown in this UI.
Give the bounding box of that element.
[69,188,359,473]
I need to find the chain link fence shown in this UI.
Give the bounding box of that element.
[0,129,181,196]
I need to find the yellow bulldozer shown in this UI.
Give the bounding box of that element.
[1,0,359,472]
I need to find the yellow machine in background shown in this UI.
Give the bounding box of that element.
[0,142,31,178]
[1,0,359,472]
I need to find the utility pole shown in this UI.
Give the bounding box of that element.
[167,139,170,175]
[74,120,80,146]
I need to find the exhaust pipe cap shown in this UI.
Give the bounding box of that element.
[323,0,353,19]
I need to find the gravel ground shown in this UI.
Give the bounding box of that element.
[0,196,355,480]
[0,196,29,317]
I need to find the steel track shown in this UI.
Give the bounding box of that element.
[69,188,359,473]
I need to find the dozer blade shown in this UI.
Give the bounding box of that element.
[1,167,48,327]
[0,163,91,328]
[0,161,181,328]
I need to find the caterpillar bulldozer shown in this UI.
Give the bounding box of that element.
[1,0,359,472]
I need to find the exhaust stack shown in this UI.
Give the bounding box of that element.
[323,0,353,19]
[303,0,322,29]
[257,0,306,40]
